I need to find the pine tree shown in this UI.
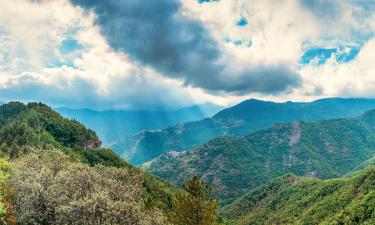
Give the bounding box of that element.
[171,175,218,225]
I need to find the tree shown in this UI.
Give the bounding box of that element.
[0,157,12,222]
[9,150,169,225]
[171,175,218,225]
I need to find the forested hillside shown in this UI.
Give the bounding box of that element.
[117,98,375,164]
[221,169,375,225]
[146,110,375,200]
[3,101,375,225]
[0,102,178,224]
[0,102,101,157]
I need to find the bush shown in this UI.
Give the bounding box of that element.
[9,151,169,225]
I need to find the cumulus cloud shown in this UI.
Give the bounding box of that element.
[0,0,212,109]
[179,0,375,101]
[70,0,301,94]
[1,0,375,109]
[297,38,375,98]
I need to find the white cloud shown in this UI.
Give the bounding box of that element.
[296,38,375,98]
[1,0,375,109]
[0,0,82,69]
[182,0,319,66]
[179,0,375,103]
[0,0,220,109]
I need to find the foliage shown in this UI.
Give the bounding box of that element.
[118,98,375,164]
[0,102,176,217]
[0,102,100,158]
[170,175,218,225]
[0,102,26,127]
[9,151,170,225]
[147,112,375,200]
[5,100,375,224]
[220,169,375,225]
[80,148,132,168]
[0,157,12,222]
[79,148,176,211]
[26,103,101,149]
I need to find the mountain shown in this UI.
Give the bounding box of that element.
[118,98,375,164]
[0,102,176,211]
[220,169,375,225]
[145,110,375,200]
[0,102,101,156]
[56,103,223,145]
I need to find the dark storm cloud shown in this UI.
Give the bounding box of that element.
[70,0,301,94]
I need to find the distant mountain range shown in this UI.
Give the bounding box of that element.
[56,103,223,145]
[145,110,375,200]
[118,98,375,164]
[3,100,375,224]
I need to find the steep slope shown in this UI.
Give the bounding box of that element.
[117,98,375,164]
[220,169,375,225]
[0,102,101,158]
[0,102,176,211]
[57,103,223,145]
[146,110,375,200]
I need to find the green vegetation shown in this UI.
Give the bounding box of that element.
[0,157,12,219]
[3,101,375,224]
[117,98,375,165]
[0,102,100,158]
[170,175,218,225]
[146,111,375,201]
[10,151,169,225]
[220,169,375,225]
[0,102,177,224]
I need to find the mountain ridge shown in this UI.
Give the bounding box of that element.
[56,102,223,145]
[118,98,375,165]
[145,109,375,200]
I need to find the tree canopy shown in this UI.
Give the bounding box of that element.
[171,175,218,225]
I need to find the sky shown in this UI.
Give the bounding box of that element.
[0,0,375,110]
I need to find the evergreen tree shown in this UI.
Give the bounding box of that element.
[171,175,218,225]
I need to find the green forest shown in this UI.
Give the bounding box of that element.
[221,171,375,224]
[2,0,375,224]
[0,102,221,225]
[146,112,375,201]
[2,102,375,225]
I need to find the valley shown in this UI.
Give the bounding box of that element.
[114,98,375,165]
[145,110,375,200]
[1,100,375,224]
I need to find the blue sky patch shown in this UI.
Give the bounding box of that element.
[198,0,218,3]
[336,47,360,63]
[59,39,82,54]
[225,38,252,48]
[237,18,248,26]
[47,57,76,68]
[49,39,82,68]
[300,46,361,65]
